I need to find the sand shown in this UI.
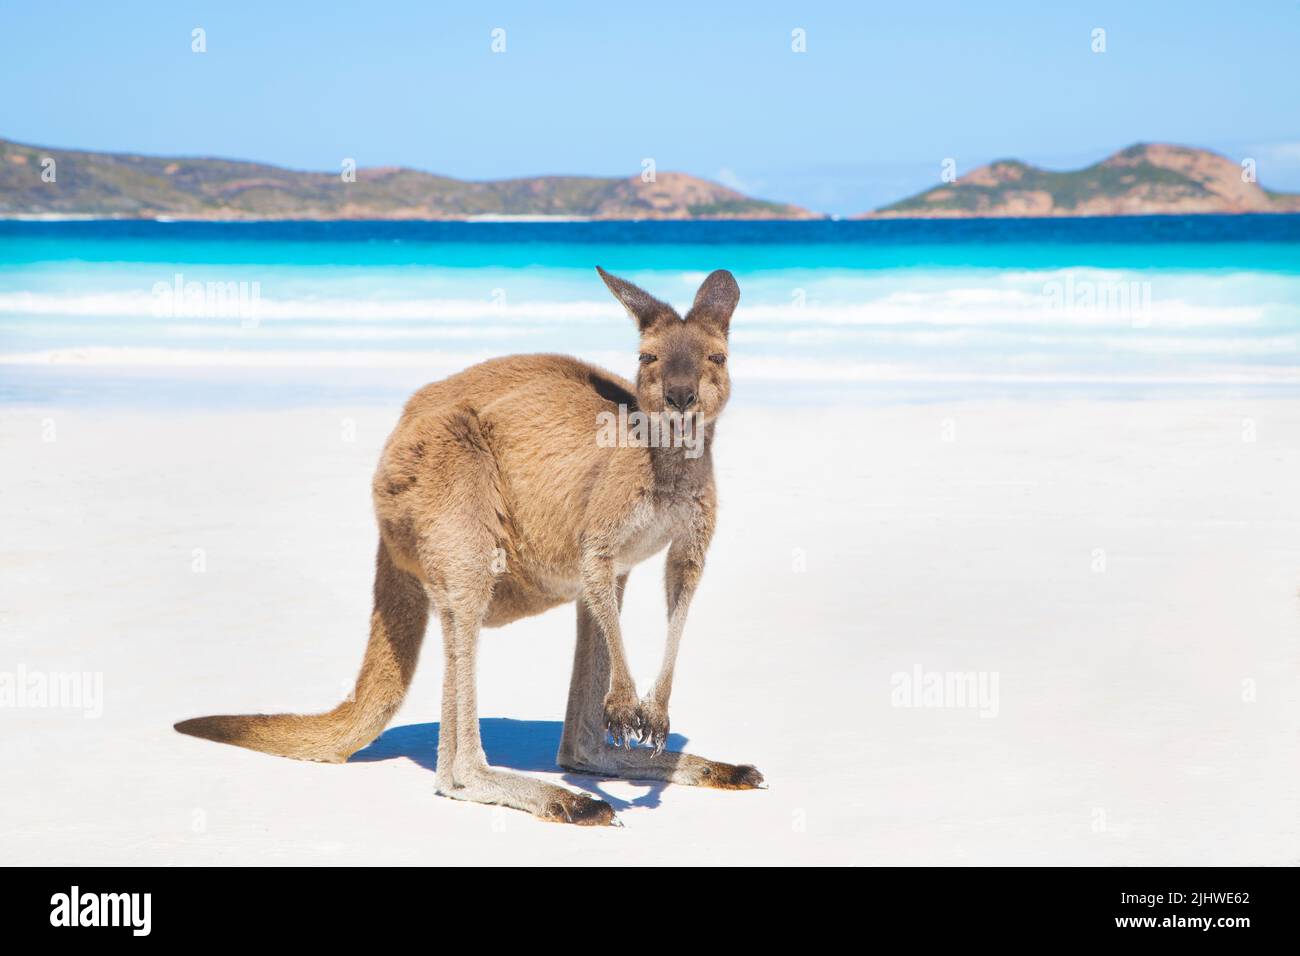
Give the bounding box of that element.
[2,398,1298,865]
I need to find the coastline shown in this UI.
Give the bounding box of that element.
[6,209,1300,223]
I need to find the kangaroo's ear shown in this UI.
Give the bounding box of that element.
[686,269,740,335]
[597,266,677,332]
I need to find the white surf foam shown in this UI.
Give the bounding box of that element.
[4,347,1296,386]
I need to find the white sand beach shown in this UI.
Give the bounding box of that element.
[2,398,1298,865]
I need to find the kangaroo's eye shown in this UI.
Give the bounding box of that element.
[709,353,727,365]
[639,353,657,365]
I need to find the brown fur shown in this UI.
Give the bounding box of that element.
[175,268,762,825]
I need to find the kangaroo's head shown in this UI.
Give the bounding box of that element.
[596,266,739,424]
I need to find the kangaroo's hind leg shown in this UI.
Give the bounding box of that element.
[433,598,615,824]
[400,406,616,825]
[557,595,764,790]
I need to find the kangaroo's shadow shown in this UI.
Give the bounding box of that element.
[350,719,689,812]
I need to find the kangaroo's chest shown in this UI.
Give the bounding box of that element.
[613,491,695,572]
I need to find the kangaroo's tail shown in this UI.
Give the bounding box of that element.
[175,543,429,764]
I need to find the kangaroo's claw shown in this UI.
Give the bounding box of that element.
[603,690,641,748]
[635,697,670,756]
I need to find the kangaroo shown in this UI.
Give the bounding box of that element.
[175,267,762,825]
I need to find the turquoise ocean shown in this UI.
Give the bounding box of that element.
[1,217,1297,408]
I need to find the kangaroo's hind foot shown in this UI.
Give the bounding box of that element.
[439,761,617,825]
[561,744,764,790]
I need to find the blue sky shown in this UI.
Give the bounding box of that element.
[2,0,1298,214]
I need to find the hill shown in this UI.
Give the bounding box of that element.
[866,144,1300,218]
[0,138,816,221]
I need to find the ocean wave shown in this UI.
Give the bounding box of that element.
[0,291,619,323]
[0,289,1279,329]
[4,347,1297,385]
[4,321,1288,354]
[732,328,1300,354]
[0,347,505,369]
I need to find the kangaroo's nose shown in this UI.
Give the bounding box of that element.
[664,385,697,411]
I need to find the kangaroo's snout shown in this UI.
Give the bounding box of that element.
[664,383,697,411]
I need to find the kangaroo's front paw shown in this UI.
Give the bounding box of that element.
[603,688,641,748]
[637,697,670,755]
